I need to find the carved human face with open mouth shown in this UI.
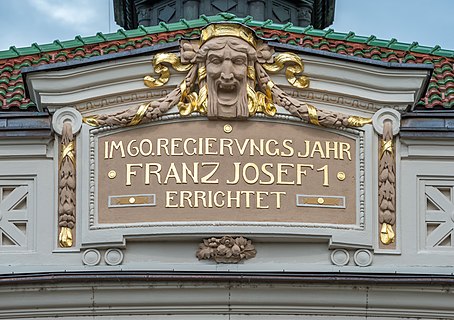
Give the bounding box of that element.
[205,37,249,119]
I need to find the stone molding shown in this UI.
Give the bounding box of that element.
[0,274,454,318]
[52,107,83,136]
[25,43,429,116]
[372,108,401,136]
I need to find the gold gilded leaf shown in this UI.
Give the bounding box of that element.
[347,116,372,127]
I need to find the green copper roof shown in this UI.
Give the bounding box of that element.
[1,13,454,111]
[1,13,453,60]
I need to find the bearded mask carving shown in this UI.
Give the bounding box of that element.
[196,37,256,119]
[85,23,371,130]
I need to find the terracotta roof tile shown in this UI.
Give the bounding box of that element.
[0,13,453,111]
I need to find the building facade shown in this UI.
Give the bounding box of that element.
[1,13,454,320]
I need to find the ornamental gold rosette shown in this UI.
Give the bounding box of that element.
[83,23,371,129]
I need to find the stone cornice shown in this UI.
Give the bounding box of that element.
[1,271,454,318]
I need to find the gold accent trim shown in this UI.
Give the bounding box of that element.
[178,80,189,115]
[108,170,117,179]
[253,91,265,116]
[223,124,233,133]
[380,222,395,245]
[198,66,207,82]
[250,81,277,117]
[380,140,394,159]
[302,197,342,206]
[197,83,208,114]
[59,226,73,248]
[263,81,276,116]
[247,65,256,81]
[113,196,153,205]
[247,84,258,116]
[144,53,193,88]
[347,116,373,127]
[201,24,257,48]
[307,104,320,126]
[129,103,148,126]
[60,141,75,167]
[178,79,203,116]
[337,172,346,181]
[262,52,309,88]
[82,116,99,127]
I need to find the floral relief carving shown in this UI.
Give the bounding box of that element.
[196,236,256,263]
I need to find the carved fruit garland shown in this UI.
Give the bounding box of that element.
[197,236,256,263]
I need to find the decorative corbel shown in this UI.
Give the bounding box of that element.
[372,108,400,246]
[52,108,82,248]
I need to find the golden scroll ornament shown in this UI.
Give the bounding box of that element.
[144,52,192,88]
[262,52,310,88]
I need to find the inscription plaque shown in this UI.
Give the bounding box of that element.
[95,119,358,225]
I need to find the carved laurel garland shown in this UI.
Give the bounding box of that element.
[255,63,369,128]
[379,120,396,245]
[83,23,371,129]
[58,122,76,247]
[196,236,256,263]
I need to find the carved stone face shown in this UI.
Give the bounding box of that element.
[201,37,255,119]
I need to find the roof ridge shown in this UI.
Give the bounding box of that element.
[1,13,453,60]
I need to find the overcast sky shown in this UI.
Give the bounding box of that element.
[0,0,453,52]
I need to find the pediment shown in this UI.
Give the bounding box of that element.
[23,29,431,118]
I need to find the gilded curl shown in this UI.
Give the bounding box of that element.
[144,53,193,88]
[262,52,309,88]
